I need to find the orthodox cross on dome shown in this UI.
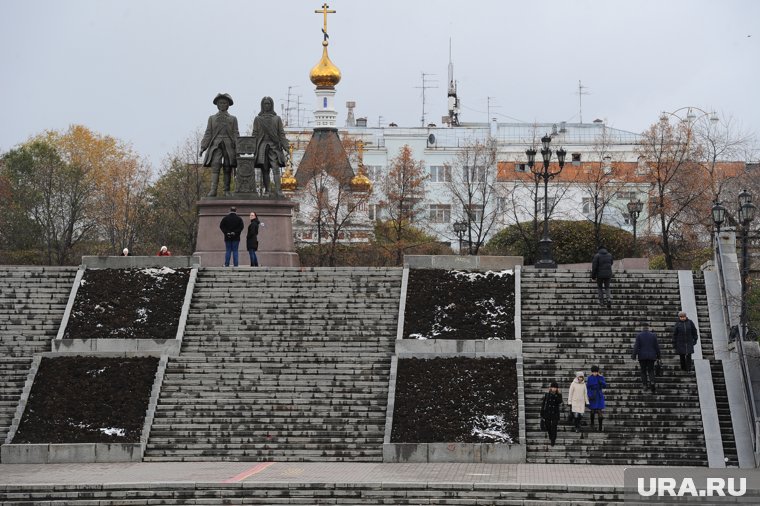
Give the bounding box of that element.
[315,3,336,42]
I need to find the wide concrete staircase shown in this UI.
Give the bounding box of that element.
[144,267,402,462]
[0,481,625,505]
[0,266,77,443]
[694,273,739,467]
[522,268,708,466]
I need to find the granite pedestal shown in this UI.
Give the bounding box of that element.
[194,198,299,267]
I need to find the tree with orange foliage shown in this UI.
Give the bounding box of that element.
[637,118,711,269]
[379,145,428,265]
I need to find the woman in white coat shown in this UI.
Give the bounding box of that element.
[568,371,589,434]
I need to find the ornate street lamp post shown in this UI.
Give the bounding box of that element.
[453,220,467,256]
[738,190,756,339]
[526,134,566,268]
[627,199,644,256]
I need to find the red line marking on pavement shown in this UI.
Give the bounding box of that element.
[223,462,274,483]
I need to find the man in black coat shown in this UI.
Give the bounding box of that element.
[632,321,661,393]
[591,246,614,307]
[673,311,699,371]
[219,206,244,267]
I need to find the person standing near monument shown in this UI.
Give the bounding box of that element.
[219,206,244,267]
[251,96,289,197]
[200,93,239,197]
[246,212,261,267]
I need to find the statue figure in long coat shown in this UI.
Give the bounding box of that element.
[200,93,239,197]
[251,96,289,197]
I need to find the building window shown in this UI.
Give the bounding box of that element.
[616,191,637,201]
[572,153,582,165]
[429,204,451,223]
[464,204,484,222]
[537,197,556,214]
[623,212,631,225]
[466,165,486,182]
[515,163,529,173]
[368,203,381,221]
[429,165,451,183]
[582,198,594,216]
[365,165,383,181]
[637,156,647,175]
[497,197,509,211]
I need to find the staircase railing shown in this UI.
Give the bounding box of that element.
[714,233,758,455]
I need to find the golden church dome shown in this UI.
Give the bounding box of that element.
[309,41,341,87]
[350,168,372,193]
[281,166,297,192]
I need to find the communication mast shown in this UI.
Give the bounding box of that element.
[577,80,590,124]
[447,39,460,126]
[415,73,438,127]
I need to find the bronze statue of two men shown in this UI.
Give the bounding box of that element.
[200,94,289,197]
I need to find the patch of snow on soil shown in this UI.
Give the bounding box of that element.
[99,427,126,437]
[471,414,513,443]
[452,269,513,281]
[141,266,176,277]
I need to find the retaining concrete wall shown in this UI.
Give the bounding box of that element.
[404,255,523,271]
[384,261,524,463]
[52,265,198,356]
[80,255,201,269]
[1,352,167,464]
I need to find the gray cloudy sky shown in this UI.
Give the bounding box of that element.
[1,0,758,168]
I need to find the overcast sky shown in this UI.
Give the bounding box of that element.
[1,0,758,169]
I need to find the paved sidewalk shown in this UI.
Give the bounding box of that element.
[0,462,648,488]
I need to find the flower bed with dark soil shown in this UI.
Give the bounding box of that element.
[391,357,518,443]
[64,268,190,340]
[11,356,159,444]
[403,269,515,340]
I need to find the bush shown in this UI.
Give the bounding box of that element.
[485,220,635,265]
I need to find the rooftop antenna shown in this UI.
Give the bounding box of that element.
[486,96,501,124]
[447,39,460,126]
[577,80,590,124]
[415,72,438,127]
[378,115,385,127]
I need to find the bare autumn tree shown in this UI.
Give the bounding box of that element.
[379,144,428,265]
[445,139,505,254]
[298,133,372,266]
[637,117,710,269]
[580,126,631,248]
[147,129,208,254]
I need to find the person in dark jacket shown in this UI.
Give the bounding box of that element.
[632,321,661,393]
[586,365,607,432]
[246,212,261,267]
[673,311,698,371]
[219,206,244,267]
[591,246,614,307]
[540,381,563,446]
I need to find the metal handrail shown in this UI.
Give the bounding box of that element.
[715,234,758,451]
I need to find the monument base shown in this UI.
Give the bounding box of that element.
[194,198,299,267]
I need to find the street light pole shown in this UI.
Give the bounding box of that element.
[453,221,467,256]
[738,190,756,339]
[526,135,566,268]
[627,199,643,256]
